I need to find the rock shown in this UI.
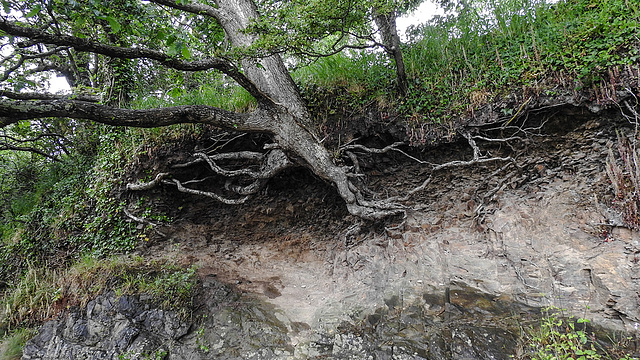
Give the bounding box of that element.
[22,116,640,359]
[22,292,189,360]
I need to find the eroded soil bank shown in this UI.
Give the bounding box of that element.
[22,109,640,359]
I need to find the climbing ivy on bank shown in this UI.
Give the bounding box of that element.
[0,125,153,285]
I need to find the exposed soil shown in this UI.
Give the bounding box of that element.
[129,106,639,336]
[21,103,640,359]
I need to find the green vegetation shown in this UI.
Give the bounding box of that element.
[520,307,637,360]
[294,0,640,142]
[0,255,198,335]
[117,349,169,360]
[0,328,34,360]
[130,73,257,113]
[1,127,136,283]
[0,0,639,354]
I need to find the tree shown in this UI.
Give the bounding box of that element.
[0,0,408,219]
[247,0,417,95]
[373,0,424,96]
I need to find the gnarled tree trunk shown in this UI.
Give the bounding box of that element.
[0,0,404,219]
[210,0,398,219]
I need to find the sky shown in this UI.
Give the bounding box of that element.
[397,1,444,39]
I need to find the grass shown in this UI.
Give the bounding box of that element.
[0,122,183,285]
[286,0,640,140]
[0,255,199,337]
[399,0,639,131]
[0,328,35,360]
[131,82,256,113]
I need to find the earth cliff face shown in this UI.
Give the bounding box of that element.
[22,110,640,359]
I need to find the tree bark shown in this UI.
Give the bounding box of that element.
[0,0,403,219]
[374,10,409,97]
[212,0,374,215]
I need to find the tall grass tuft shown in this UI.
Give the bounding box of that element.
[131,83,256,113]
[293,51,394,93]
[397,0,640,132]
[0,328,35,360]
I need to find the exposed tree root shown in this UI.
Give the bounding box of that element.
[122,207,166,236]
[126,127,523,221]
[125,113,550,222]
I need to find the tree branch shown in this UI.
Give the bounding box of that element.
[0,46,68,81]
[148,0,221,19]
[0,20,273,104]
[0,141,60,161]
[0,131,67,144]
[0,90,100,102]
[127,173,170,191]
[168,178,249,205]
[0,98,270,132]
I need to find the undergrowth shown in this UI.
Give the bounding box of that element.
[519,307,638,360]
[0,122,197,285]
[0,328,34,360]
[402,0,639,138]
[0,255,199,336]
[292,0,639,145]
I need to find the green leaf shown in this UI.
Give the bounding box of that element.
[1,1,10,14]
[107,16,121,33]
[169,88,182,98]
[167,43,179,57]
[25,5,41,18]
[156,30,167,41]
[181,45,191,59]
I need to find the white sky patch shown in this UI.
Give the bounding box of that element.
[49,75,71,93]
[396,2,445,40]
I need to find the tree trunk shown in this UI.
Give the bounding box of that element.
[214,0,388,218]
[0,0,403,219]
[374,10,409,97]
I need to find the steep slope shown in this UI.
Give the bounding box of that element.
[20,107,640,359]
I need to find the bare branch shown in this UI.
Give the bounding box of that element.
[431,156,514,172]
[0,131,67,144]
[198,132,247,154]
[126,173,170,191]
[462,132,480,160]
[0,141,60,161]
[123,207,166,236]
[225,178,267,195]
[195,152,264,178]
[472,134,525,143]
[0,99,270,132]
[148,0,221,19]
[181,149,292,179]
[341,141,432,165]
[345,202,405,220]
[0,46,68,81]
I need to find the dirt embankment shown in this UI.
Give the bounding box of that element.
[22,101,640,359]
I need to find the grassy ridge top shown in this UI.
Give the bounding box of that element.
[296,0,639,143]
